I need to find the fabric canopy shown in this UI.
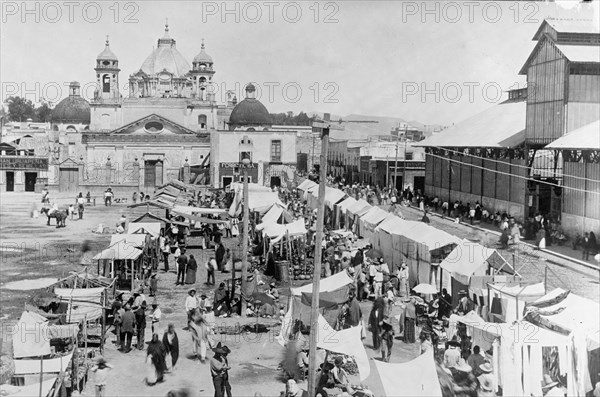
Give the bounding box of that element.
[262,219,307,242]
[292,270,354,296]
[324,188,347,209]
[229,190,284,216]
[297,179,317,191]
[315,314,370,381]
[54,287,104,323]
[13,311,51,358]
[260,204,292,225]
[300,289,349,309]
[346,199,371,215]
[110,234,148,248]
[374,351,442,397]
[336,197,357,212]
[14,352,74,375]
[93,240,143,261]
[440,242,510,277]
[127,222,161,238]
[528,289,600,350]
[0,377,57,397]
[171,205,227,215]
[360,207,391,227]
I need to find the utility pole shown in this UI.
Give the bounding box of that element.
[307,114,343,397]
[386,155,389,188]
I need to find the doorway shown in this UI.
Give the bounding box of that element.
[414,176,425,195]
[270,176,281,189]
[145,160,157,189]
[25,172,37,192]
[6,172,14,192]
[222,176,233,189]
[59,168,79,192]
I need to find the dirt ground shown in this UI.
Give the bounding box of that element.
[1,192,422,397]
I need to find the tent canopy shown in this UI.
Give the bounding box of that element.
[292,270,354,296]
[110,233,149,248]
[171,205,227,216]
[360,206,391,227]
[264,219,307,243]
[297,179,317,191]
[54,287,104,323]
[440,242,512,277]
[336,196,358,212]
[13,311,52,358]
[127,222,161,238]
[93,240,143,261]
[229,190,284,216]
[374,351,442,397]
[346,198,371,215]
[260,204,293,225]
[14,352,74,375]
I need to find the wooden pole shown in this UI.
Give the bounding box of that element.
[84,315,88,361]
[241,166,250,317]
[307,125,330,397]
[39,354,44,397]
[100,290,106,354]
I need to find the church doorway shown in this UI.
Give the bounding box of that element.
[144,160,164,189]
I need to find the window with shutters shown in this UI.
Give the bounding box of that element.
[271,140,281,162]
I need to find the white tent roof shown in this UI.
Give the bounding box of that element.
[54,287,105,323]
[440,242,506,277]
[264,219,307,243]
[229,182,271,192]
[229,189,284,216]
[336,196,357,212]
[291,270,354,296]
[311,187,346,209]
[545,120,600,150]
[378,216,462,252]
[171,205,228,215]
[127,222,161,238]
[0,377,57,397]
[14,351,74,374]
[374,351,442,397]
[346,198,371,215]
[488,282,546,297]
[13,311,51,358]
[260,204,292,225]
[110,233,148,248]
[297,179,317,191]
[93,240,143,261]
[532,289,600,349]
[360,206,391,227]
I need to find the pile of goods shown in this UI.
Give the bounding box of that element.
[290,239,312,281]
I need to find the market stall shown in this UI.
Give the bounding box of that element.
[374,351,442,397]
[333,196,357,230]
[93,240,143,291]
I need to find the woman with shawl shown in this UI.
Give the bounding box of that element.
[189,314,213,362]
[146,333,167,385]
[162,324,179,372]
[368,297,385,350]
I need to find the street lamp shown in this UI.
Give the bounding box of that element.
[240,155,251,317]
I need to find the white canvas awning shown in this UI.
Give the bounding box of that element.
[171,205,228,216]
[14,351,74,375]
[360,206,392,228]
[440,242,510,277]
[291,270,354,296]
[127,222,161,238]
[0,377,57,397]
[109,234,148,248]
[297,179,317,191]
[93,240,143,261]
[13,311,51,358]
[374,351,442,397]
[336,197,357,212]
[54,287,105,323]
[346,199,371,215]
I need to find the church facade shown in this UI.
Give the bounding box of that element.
[77,24,232,194]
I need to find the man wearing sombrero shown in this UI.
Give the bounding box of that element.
[210,342,232,397]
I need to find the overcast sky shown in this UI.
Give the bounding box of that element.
[1,1,597,125]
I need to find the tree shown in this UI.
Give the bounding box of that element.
[35,100,52,122]
[4,96,35,122]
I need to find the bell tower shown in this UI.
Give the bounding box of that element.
[190,39,216,101]
[94,36,120,102]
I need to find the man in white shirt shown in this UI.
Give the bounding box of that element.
[91,357,112,397]
[185,288,198,328]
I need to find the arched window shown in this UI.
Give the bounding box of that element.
[66,125,77,132]
[102,75,111,93]
[197,114,207,129]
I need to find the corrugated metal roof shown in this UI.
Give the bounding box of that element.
[417,102,526,148]
[545,120,600,150]
[556,44,600,63]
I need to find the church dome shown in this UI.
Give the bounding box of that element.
[139,23,191,78]
[229,84,271,127]
[193,40,213,64]
[52,82,90,124]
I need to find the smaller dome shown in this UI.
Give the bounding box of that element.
[97,36,118,61]
[229,99,271,127]
[52,95,90,124]
[193,40,213,64]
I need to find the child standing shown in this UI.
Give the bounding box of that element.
[380,317,394,362]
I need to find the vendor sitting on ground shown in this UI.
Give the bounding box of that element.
[266,282,279,301]
[331,357,355,395]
